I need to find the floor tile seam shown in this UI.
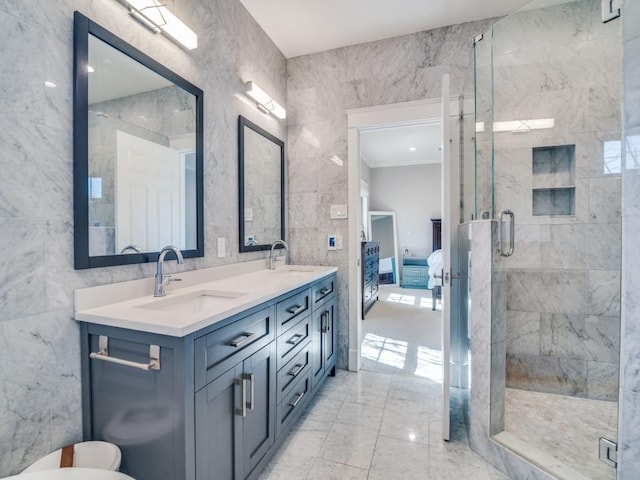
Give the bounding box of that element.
[311,383,358,464]
[362,383,391,479]
[302,456,320,480]
[308,457,370,476]
[374,433,431,475]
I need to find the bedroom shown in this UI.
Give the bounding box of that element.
[359,121,444,377]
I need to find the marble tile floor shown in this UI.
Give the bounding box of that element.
[260,370,509,479]
[361,286,442,379]
[505,388,618,480]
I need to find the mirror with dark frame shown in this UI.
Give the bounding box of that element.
[238,116,285,252]
[73,12,204,269]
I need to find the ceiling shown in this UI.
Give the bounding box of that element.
[238,0,531,58]
[360,123,442,169]
[89,35,172,105]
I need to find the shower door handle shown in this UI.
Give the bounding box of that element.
[497,209,515,257]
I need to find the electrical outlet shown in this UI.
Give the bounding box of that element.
[335,234,343,250]
[217,237,225,258]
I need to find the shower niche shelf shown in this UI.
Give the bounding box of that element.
[532,144,575,216]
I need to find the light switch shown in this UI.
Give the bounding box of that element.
[217,237,225,258]
[327,234,337,250]
[330,204,348,219]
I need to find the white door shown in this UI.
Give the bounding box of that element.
[116,131,183,253]
[440,74,452,441]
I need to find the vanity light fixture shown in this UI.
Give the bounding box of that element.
[121,0,198,50]
[245,81,286,119]
[408,147,417,151]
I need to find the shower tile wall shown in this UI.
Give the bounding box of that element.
[490,0,622,400]
[0,0,286,475]
[286,19,496,367]
[618,0,640,477]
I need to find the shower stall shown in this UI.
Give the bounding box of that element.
[467,0,622,478]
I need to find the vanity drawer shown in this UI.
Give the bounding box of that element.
[194,307,274,390]
[312,275,336,306]
[277,344,311,405]
[276,288,311,335]
[277,370,311,437]
[277,315,311,369]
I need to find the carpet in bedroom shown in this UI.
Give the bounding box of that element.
[361,285,442,380]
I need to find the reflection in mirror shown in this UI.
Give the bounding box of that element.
[74,12,203,269]
[238,116,285,252]
[368,211,399,286]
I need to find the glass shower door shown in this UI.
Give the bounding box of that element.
[481,0,623,478]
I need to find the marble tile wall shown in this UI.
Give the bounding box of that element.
[468,220,556,479]
[486,0,623,401]
[0,0,286,475]
[286,18,496,369]
[618,0,640,477]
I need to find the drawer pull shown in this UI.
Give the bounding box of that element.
[288,391,305,408]
[318,287,330,296]
[285,304,306,316]
[286,333,304,345]
[288,363,305,377]
[229,332,256,347]
[90,335,160,371]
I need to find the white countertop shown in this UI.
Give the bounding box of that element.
[74,264,337,337]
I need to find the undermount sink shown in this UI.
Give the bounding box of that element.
[138,290,247,314]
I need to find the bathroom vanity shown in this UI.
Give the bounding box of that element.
[75,263,337,480]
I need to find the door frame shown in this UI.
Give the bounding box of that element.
[346,98,458,371]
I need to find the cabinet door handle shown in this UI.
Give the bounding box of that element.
[318,287,330,296]
[285,304,306,316]
[238,377,247,417]
[288,363,304,377]
[243,373,255,411]
[286,333,304,345]
[289,391,305,408]
[321,311,330,333]
[229,332,256,347]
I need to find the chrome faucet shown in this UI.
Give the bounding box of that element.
[269,240,289,270]
[154,245,184,297]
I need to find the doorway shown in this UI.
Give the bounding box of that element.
[347,99,445,371]
[359,124,443,379]
[347,94,463,441]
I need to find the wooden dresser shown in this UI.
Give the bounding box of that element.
[361,241,380,318]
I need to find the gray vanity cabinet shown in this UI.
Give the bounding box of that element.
[79,272,337,480]
[195,342,276,480]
